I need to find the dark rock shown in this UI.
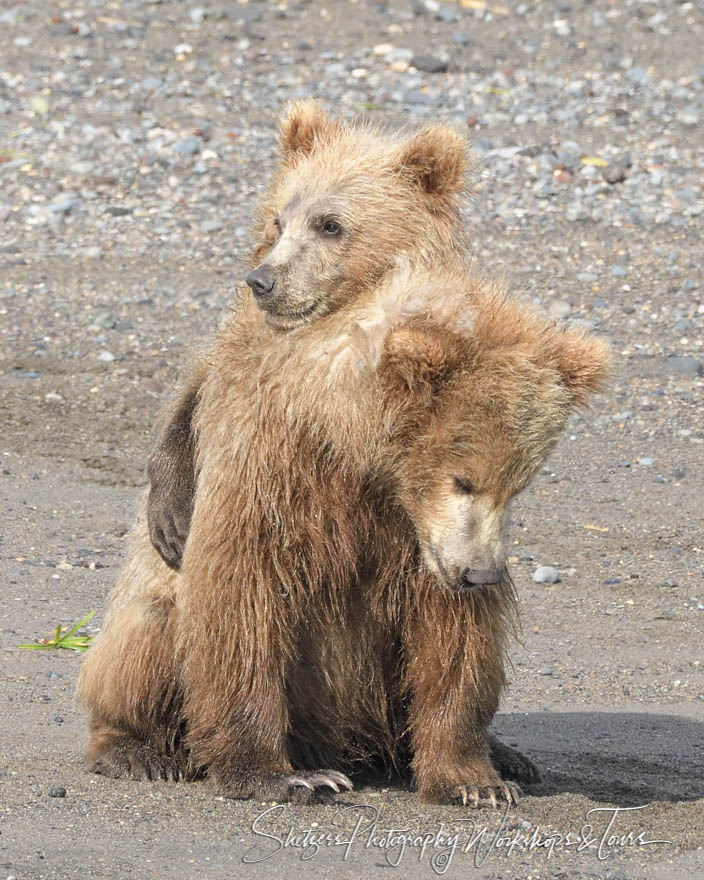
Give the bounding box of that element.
[602,162,628,184]
[411,55,448,74]
[48,786,67,798]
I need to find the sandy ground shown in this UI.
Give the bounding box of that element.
[1,0,703,877]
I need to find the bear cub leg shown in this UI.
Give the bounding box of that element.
[404,593,523,807]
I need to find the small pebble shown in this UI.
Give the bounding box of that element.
[602,162,628,185]
[48,786,67,798]
[174,137,201,157]
[411,55,448,74]
[94,311,116,330]
[435,5,459,22]
[533,565,560,584]
[48,198,76,215]
[665,356,703,376]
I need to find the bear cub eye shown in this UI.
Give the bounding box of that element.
[452,476,474,494]
[319,218,343,237]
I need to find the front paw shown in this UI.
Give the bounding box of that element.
[148,512,187,570]
[147,490,191,570]
[216,768,353,802]
[88,735,184,782]
[418,761,522,808]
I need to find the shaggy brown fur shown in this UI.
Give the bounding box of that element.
[78,252,608,806]
[79,103,609,805]
[147,101,470,567]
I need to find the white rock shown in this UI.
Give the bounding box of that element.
[533,565,561,584]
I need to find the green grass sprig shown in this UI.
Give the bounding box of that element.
[19,610,96,653]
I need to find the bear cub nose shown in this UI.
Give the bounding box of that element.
[461,568,503,587]
[246,266,277,300]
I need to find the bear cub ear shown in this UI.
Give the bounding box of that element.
[398,126,469,197]
[554,333,611,407]
[280,100,339,161]
[380,326,464,397]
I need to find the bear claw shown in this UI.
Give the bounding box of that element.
[221,769,354,801]
[286,775,315,791]
[286,770,353,794]
[452,780,522,808]
[307,770,354,792]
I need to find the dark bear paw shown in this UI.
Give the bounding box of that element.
[89,738,184,782]
[451,780,522,808]
[148,517,188,571]
[489,735,542,786]
[221,769,353,802]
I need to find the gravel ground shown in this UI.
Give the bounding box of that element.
[1,0,703,878]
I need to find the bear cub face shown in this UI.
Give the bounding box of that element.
[380,316,609,592]
[246,101,469,331]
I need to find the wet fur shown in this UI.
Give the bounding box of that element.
[78,104,608,804]
[78,267,607,802]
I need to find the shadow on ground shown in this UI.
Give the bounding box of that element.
[493,710,704,806]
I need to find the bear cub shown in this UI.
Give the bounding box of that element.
[78,103,609,808]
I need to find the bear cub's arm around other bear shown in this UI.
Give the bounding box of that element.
[146,364,205,569]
